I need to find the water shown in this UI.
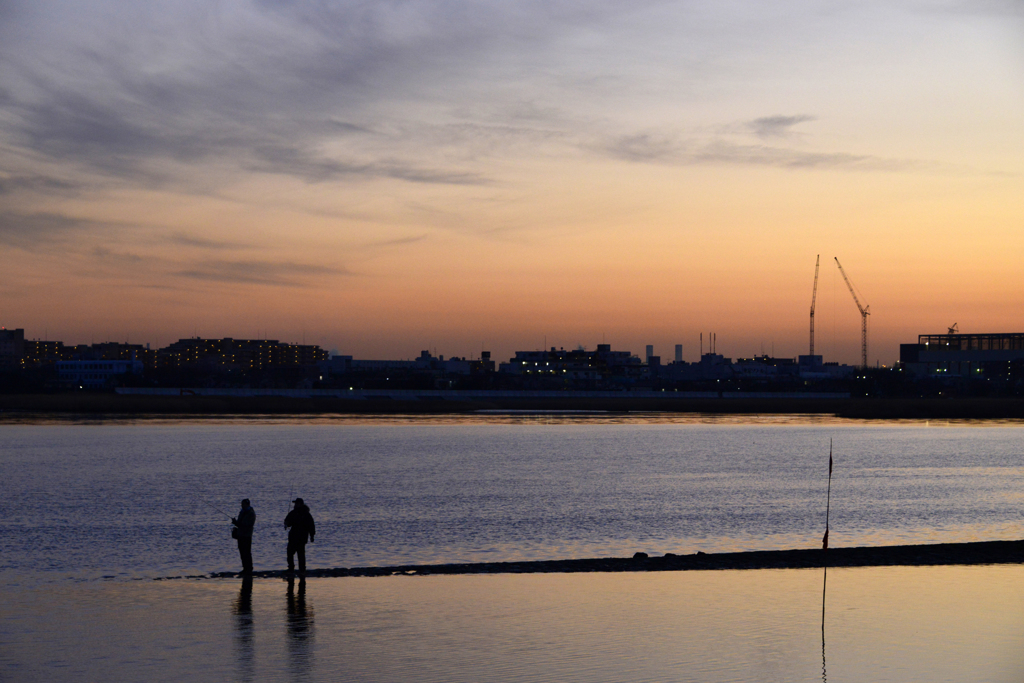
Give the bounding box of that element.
[2,415,1023,582]
[3,415,1024,681]
[3,567,1024,682]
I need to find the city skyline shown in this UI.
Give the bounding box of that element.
[0,320,979,368]
[2,1,1021,365]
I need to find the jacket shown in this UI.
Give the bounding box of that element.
[233,506,256,540]
[284,505,316,543]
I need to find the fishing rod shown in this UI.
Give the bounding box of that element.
[198,499,234,520]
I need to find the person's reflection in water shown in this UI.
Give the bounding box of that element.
[286,576,315,680]
[234,575,255,683]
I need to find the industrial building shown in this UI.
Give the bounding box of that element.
[899,332,1024,377]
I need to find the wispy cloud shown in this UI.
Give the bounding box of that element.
[748,115,815,139]
[167,233,248,250]
[602,133,679,163]
[364,234,429,249]
[600,131,928,172]
[92,245,144,264]
[0,174,82,196]
[175,259,352,287]
[247,145,487,185]
[0,211,106,249]
[0,0,642,196]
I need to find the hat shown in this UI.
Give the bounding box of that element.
[293,498,304,505]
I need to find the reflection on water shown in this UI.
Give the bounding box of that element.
[821,612,828,683]
[286,576,315,680]
[4,566,1022,682]
[821,563,828,683]
[7,414,1024,427]
[234,575,254,683]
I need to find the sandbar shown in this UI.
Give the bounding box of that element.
[200,539,1024,579]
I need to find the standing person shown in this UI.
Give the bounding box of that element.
[284,498,316,575]
[232,498,256,575]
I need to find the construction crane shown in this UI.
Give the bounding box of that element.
[834,257,870,368]
[809,255,820,356]
[948,323,959,335]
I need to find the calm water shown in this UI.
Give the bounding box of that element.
[1,415,1024,582]
[3,415,1024,681]
[3,567,1024,682]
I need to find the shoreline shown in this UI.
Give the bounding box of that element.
[199,539,1024,579]
[4,393,1024,419]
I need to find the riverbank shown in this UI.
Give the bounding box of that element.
[198,540,1024,580]
[4,392,1024,419]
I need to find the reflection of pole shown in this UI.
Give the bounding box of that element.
[821,439,833,682]
[822,622,827,683]
[821,562,827,629]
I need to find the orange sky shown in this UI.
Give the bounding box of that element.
[1,2,1021,364]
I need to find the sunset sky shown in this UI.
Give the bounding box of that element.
[1,1,1021,364]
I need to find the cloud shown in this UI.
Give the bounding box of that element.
[748,115,815,139]
[0,0,1009,215]
[247,145,487,185]
[167,233,248,250]
[0,174,82,196]
[15,92,203,169]
[0,211,106,249]
[0,0,643,195]
[377,162,488,186]
[603,133,679,163]
[366,234,429,248]
[175,259,352,287]
[600,131,927,172]
[92,245,145,264]
[691,140,876,169]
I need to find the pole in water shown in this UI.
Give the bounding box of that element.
[823,438,833,552]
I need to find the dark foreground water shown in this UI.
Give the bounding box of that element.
[3,566,1024,682]
[2,415,1024,681]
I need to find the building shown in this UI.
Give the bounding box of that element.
[500,345,641,376]
[733,355,799,378]
[88,342,158,370]
[21,340,159,368]
[23,339,65,366]
[318,351,495,389]
[0,328,25,369]
[900,332,1024,378]
[159,338,328,370]
[57,359,144,388]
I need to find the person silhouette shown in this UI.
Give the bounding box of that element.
[231,498,256,574]
[284,498,315,575]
